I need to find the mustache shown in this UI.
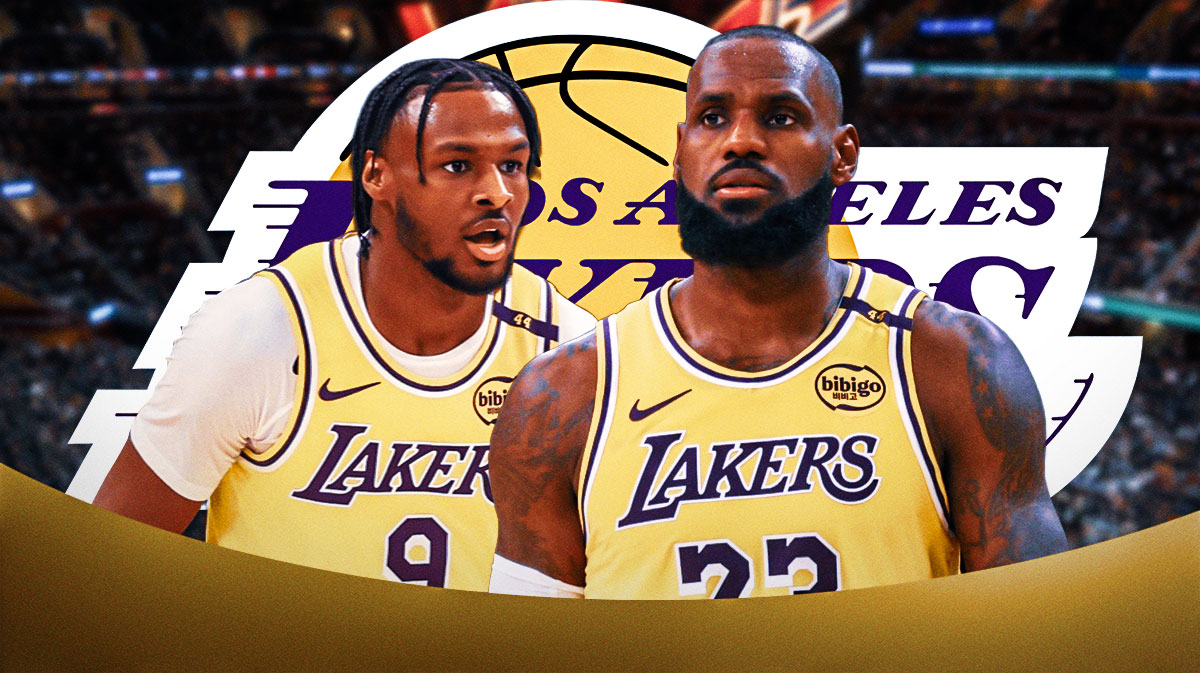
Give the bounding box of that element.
[707,158,784,192]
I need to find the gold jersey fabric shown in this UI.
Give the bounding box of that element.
[578,263,959,599]
[208,234,563,590]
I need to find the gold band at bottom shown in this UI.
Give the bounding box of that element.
[1,464,1196,672]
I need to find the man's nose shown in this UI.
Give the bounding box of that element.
[721,112,767,159]
[474,168,514,209]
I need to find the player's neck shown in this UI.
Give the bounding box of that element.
[672,244,848,372]
[359,237,489,357]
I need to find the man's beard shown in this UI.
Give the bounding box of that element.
[393,208,514,296]
[676,171,835,268]
[422,255,512,295]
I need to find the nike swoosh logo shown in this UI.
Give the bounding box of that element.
[629,389,692,422]
[318,379,381,401]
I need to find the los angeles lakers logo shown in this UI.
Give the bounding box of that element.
[68,2,1138,509]
[473,376,512,425]
[325,28,858,318]
[815,364,886,412]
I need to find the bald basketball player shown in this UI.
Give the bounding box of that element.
[93,59,594,589]
[488,27,1067,599]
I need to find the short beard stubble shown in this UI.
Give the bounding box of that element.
[393,207,514,296]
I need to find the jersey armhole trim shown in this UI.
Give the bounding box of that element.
[541,276,556,352]
[892,290,953,535]
[576,317,617,543]
[243,268,312,468]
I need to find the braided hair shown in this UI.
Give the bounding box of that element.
[349,58,542,257]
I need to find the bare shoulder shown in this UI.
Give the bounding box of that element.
[910,299,1044,457]
[910,299,1066,569]
[497,329,599,457]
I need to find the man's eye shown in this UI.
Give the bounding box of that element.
[767,113,795,126]
[444,160,469,173]
[500,160,523,174]
[701,112,725,126]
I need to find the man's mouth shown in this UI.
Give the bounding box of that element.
[710,167,778,200]
[463,218,510,263]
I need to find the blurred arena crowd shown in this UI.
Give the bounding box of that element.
[1,0,1197,550]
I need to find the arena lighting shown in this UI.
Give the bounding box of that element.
[0,63,366,88]
[87,303,116,326]
[863,60,1200,83]
[1082,293,1200,331]
[1,180,35,199]
[917,17,995,36]
[145,167,184,185]
[863,60,916,76]
[1147,65,1200,81]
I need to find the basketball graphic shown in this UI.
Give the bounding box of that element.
[474,37,691,318]
[327,29,858,317]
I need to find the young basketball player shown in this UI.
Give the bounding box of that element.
[93,59,595,590]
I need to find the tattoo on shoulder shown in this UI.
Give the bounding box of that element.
[495,334,597,470]
[917,299,960,329]
[490,333,596,579]
[958,312,1062,565]
[963,315,1043,466]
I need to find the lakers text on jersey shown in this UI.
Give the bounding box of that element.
[577,263,959,599]
[208,234,561,590]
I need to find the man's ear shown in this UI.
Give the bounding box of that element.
[361,149,389,201]
[830,124,860,186]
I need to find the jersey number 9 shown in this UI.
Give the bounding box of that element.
[385,515,450,587]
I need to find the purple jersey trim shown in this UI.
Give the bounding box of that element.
[653,268,866,384]
[579,317,615,543]
[893,288,951,523]
[839,295,915,330]
[243,268,312,467]
[541,277,554,353]
[492,302,559,342]
[325,240,503,393]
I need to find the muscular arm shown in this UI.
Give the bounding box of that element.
[490,332,598,588]
[912,300,1068,571]
[92,437,204,533]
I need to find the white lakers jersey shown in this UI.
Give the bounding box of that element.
[578,263,959,599]
[208,234,567,590]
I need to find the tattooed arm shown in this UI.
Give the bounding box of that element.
[490,332,598,589]
[912,300,1068,571]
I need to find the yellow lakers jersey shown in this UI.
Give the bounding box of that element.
[208,234,563,590]
[578,263,959,599]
